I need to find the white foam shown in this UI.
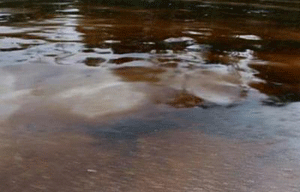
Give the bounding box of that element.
[164,37,195,44]
[234,35,262,41]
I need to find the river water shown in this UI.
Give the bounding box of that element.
[0,0,300,191]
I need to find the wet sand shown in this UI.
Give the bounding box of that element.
[1,0,300,191]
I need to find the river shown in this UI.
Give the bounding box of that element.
[0,0,300,191]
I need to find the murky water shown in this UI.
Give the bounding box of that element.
[1,0,300,191]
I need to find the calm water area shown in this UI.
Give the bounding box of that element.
[1,0,300,191]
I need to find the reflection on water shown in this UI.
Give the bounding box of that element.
[1,0,300,191]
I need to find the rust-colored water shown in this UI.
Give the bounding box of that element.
[1,0,300,191]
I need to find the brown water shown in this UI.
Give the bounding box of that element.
[1,0,300,191]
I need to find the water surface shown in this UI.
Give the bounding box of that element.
[1,0,300,191]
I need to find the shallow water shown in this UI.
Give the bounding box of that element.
[1,0,300,191]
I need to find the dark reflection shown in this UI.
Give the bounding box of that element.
[84,57,106,67]
[250,82,300,106]
[250,62,300,85]
[80,0,300,25]
[113,67,165,82]
[259,40,300,54]
[0,1,73,23]
[76,0,300,54]
[249,52,300,105]
[109,57,143,64]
